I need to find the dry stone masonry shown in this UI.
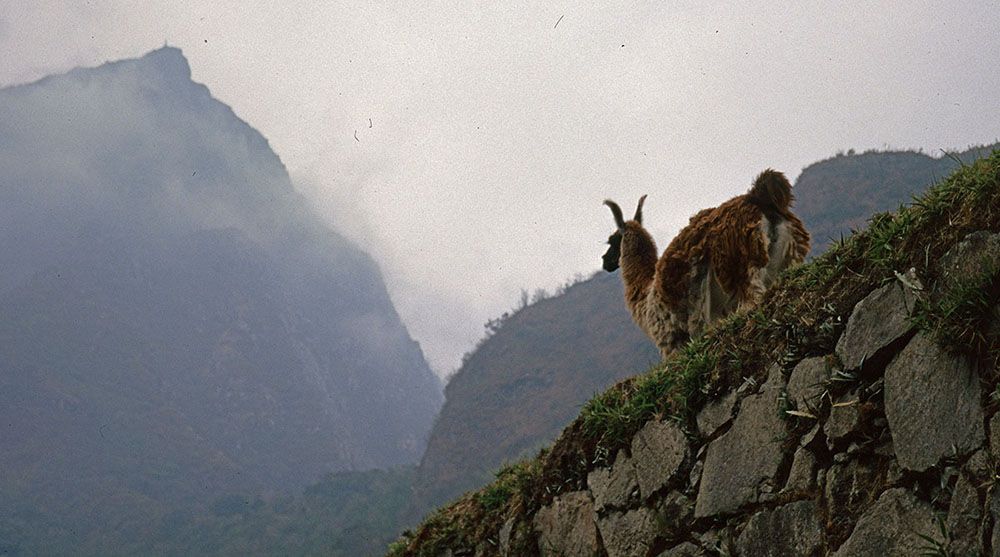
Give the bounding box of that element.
[447,231,1000,556]
[694,366,789,518]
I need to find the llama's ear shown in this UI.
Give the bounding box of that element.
[634,195,647,224]
[604,200,626,231]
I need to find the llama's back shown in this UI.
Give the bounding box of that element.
[653,170,810,346]
[655,195,768,308]
[654,207,717,308]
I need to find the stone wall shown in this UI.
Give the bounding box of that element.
[504,232,1000,557]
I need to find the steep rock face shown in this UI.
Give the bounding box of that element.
[0,47,441,543]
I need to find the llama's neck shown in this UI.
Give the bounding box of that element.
[620,224,658,309]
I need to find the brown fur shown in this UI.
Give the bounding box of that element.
[657,171,810,307]
[604,169,811,358]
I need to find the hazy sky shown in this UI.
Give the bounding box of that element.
[2,1,998,378]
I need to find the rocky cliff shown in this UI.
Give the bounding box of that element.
[391,150,1000,556]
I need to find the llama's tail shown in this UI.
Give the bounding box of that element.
[747,168,793,212]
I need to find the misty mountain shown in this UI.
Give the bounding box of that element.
[0,47,441,552]
[409,145,999,515]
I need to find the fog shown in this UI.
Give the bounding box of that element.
[0,49,445,536]
[3,1,997,377]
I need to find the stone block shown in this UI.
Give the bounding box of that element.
[938,231,1000,290]
[696,390,738,438]
[694,379,788,518]
[833,488,943,556]
[835,278,919,371]
[825,459,884,544]
[965,449,991,480]
[533,491,600,557]
[655,491,694,541]
[990,413,1000,463]
[782,446,817,494]
[587,449,638,511]
[824,392,861,446]
[735,500,823,557]
[631,419,689,500]
[947,474,983,556]
[656,542,701,556]
[597,506,658,557]
[787,357,830,412]
[989,490,1000,554]
[884,332,984,471]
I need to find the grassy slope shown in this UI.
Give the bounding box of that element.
[391,149,1000,556]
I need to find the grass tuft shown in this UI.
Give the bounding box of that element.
[580,336,716,456]
[912,258,1000,366]
[390,459,543,556]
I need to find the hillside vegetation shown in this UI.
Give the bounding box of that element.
[392,150,1000,555]
[409,145,999,524]
[796,145,998,255]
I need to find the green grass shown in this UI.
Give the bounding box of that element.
[389,459,543,557]
[912,258,1000,365]
[477,460,541,514]
[580,337,717,457]
[395,150,1000,557]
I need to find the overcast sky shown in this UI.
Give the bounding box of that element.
[2,1,998,378]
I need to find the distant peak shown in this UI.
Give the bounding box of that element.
[139,46,191,80]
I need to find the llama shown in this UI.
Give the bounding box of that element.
[602,169,810,359]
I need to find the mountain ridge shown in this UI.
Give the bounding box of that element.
[0,47,442,554]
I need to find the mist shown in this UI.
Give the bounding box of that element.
[0,46,445,553]
[2,2,998,379]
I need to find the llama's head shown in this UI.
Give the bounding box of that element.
[602,195,646,272]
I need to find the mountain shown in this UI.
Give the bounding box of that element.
[409,145,999,518]
[395,150,1000,556]
[410,274,658,515]
[795,144,998,255]
[0,47,442,553]
[143,467,417,556]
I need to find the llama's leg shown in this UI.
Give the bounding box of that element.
[658,311,690,360]
[659,330,689,360]
[738,266,768,311]
[697,265,739,327]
